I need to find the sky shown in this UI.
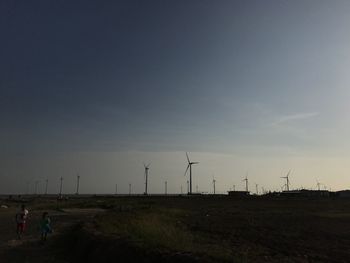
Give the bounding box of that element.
[1,0,350,194]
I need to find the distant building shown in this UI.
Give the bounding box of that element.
[280,189,329,197]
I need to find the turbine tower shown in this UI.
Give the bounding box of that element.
[45,179,48,195]
[316,180,322,191]
[165,181,167,195]
[281,170,291,191]
[129,183,131,195]
[26,181,30,195]
[35,180,39,195]
[115,184,118,195]
[212,177,216,194]
[184,152,199,194]
[143,163,150,195]
[59,177,63,196]
[255,183,259,195]
[76,174,80,195]
[243,175,248,192]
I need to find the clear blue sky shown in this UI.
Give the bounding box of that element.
[1,0,350,194]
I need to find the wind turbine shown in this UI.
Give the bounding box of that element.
[184,152,199,194]
[255,183,259,195]
[59,177,63,196]
[45,179,48,195]
[76,174,80,195]
[212,176,216,194]
[143,163,151,195]
[165,181,168,195]
[35,180,39,195]
[129,183,132,195]
[281,170,291,191]
[243,174,248,192]
[316,179,322,191]
[26,181,30,195]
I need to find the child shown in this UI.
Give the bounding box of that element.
[15,204,29,240]
[39,212,52,241]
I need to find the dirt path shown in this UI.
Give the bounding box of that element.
[0,208,104,263]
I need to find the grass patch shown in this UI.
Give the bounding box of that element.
[95,207,233,262]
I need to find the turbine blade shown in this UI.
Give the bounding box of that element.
[186,152,190,163]
[184,164,190,176]
[286,170,291,177]
[192,162,199,164]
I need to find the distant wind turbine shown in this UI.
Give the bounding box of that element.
[316,179,322,191]
[59,177,63,196]
[143,163,151,195]
[243,173,249,192]
[26,181,30,195]
[184,152,199,194]
[35,180,39,195]
[76,174,80,195]
[45,179,48,195]
[212,176,216,194]
[281,170,291,191]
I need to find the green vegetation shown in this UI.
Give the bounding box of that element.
[95,206,233,262]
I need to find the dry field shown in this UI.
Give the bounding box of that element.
[0,196,349,262]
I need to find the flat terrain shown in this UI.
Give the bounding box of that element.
[0,196,350,262]
[0,200,104,263]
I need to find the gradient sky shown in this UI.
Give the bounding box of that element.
[1,0,350,194]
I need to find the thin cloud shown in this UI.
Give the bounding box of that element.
[273,112,319,125]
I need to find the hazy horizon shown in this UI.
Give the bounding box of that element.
[2,1,350,194]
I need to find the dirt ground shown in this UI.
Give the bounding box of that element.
[150,197,350,262]
[0,204,104,263]
[0,196,350,262]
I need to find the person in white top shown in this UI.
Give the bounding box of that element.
[15,204,29,239]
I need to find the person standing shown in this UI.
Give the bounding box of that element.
[39,212,52,241]
[15,204,29,240]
